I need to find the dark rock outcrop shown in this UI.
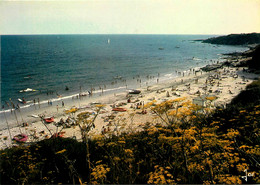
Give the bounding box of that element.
[247,45,260,70]
[202,33,260,45]
[201,64,222,72]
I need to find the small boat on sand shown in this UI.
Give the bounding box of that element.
[114,75,122,80]
[90,102,101,105]
[13,134,28,142]
[18,98,26,104]
[44,117,54,123]
[128,89,141,94]
[31,114,39,118]
[80,93,87,96]
[112,107,127,112]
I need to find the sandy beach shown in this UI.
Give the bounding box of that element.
[1,62,259,149]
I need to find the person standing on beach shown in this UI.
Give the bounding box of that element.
[101,126,105,135]
[10,100,15,110]
[62,101,64,107]
[16,104,20,111]
[5,101,12,113]
[37,98,40,108]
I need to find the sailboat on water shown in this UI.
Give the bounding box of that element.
[107,38,110,44]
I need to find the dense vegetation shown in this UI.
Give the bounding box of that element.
[247,45,260,70]
[202,33,260,45]
[1,80,260,184]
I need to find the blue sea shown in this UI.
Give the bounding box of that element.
[1,34,247,115]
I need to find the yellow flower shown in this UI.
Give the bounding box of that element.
[168,110,177,116]
[236,163,248,172]
[226,129,240,139]
[173,97,186,102]
[96,160,102,164]
[206,96,217,101]
[144,102,155,108]
[95,104,105,108]
[56,149,67,154]
[113,157,120,161]
[166,174,173,177]
[124,149,133,155]
[107,142,117,147]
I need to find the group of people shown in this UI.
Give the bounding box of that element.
[47,100,53,106]
[130,101,144,109]
[56,116,75,128]
[3,100,20,113]
[101,126,111,135]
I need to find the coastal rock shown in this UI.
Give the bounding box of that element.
[202,33,260,45]
[201,64,222,72]
[231,57,252,67]
[221,44,260,70]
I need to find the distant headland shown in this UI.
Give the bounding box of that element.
[197,33,260,45]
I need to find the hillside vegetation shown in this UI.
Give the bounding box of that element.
[247,45,260,70]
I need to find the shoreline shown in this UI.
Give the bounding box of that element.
[0,58,217,130]
[0,60,219,131]
[1,65,259,149]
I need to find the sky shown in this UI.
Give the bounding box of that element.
[0,0,259,35]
